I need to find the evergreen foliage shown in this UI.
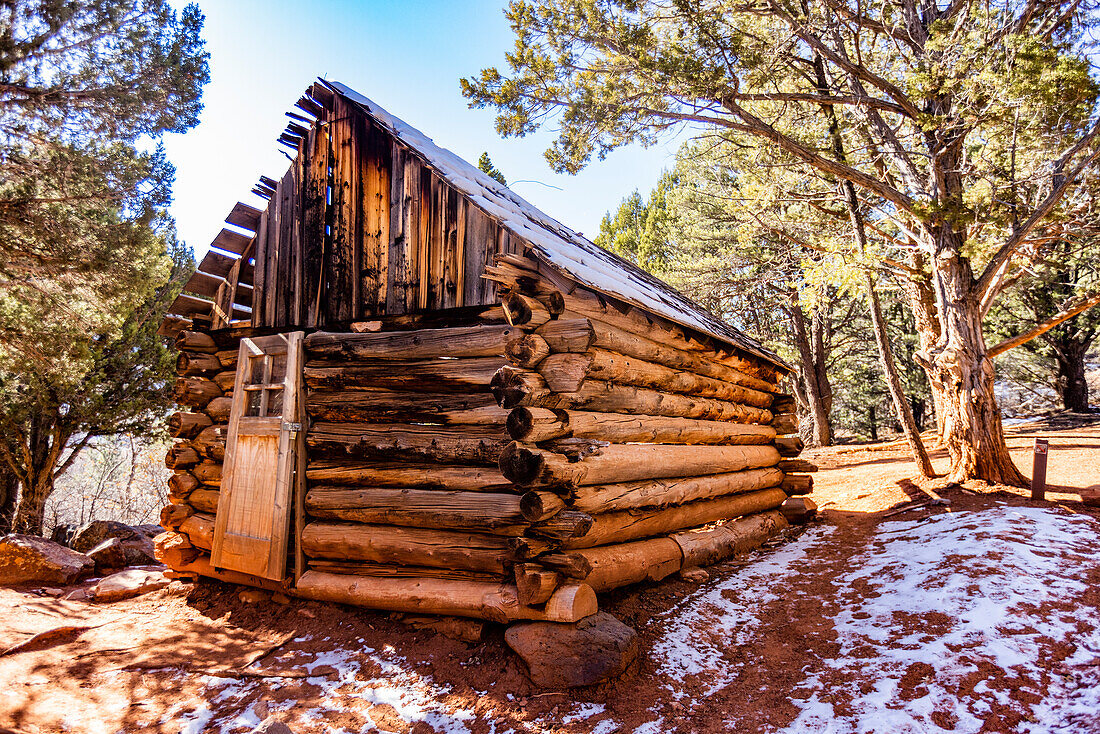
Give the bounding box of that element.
[477,151,508,185]
[0,1,209,533]
[464,0,1100,483]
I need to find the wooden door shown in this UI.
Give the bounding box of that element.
[211,332,304,580]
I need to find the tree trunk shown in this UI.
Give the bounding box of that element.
[864,272,934,477]
[12,471,52,536]
[918,229,1026,486]
[787,294,831,446]
[1052,340,1090,412]
[0,465,17,534]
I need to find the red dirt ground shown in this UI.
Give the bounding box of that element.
[1,415,1098,733]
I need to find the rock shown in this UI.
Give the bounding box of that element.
[87,538,127,572]
[70,520,157,566]
[92,568,169,602]
[0,534,94,586]
[239,588,268,604]
[71,520,143,552]
[251,716,295,734]
[781,496,818,524]
[271,592,291,605]
[505,612,638,688]
[64,587,92,602]
[679,566,709,583]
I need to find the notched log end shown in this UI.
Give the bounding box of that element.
[499,441,545,486]
[490,366,535,408]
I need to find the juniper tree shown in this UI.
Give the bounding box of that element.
[463,0,1100,484]
[0,1,208,533]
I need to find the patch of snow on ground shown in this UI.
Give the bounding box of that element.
[785,507,1100,733]
[651,525,837,696]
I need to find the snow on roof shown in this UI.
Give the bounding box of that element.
[325,80,790,373]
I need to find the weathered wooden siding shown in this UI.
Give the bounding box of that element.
[250,88,520,327]
[167,84,523,334]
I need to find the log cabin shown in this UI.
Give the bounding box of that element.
[155,79,813,626]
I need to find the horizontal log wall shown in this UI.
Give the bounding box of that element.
[477,256,814,595]
[160,256,815,620]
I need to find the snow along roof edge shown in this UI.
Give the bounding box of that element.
[324,80,790,373]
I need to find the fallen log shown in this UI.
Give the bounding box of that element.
[507,407,776,445]
[303,357,504,392]
[491,367,772,424]
[308,423,509,466]
[671,510,789,567]
[173,378,222,408]
[567,467,784,513]
[562,488,788,549]
[301,522,520,574]
[499,441,781,488]
[304,461,511,491]
[292,571,597,624]
[169,411,213,439]
[304,487,529,534]
[304,324,520,360]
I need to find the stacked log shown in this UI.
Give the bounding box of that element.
[477,255,815,596]
[160,331,234,557]
[158,260,816,623]
[295,322,595,622]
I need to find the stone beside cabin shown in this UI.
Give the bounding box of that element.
[157,79,811,625]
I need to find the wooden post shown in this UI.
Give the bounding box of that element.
[1031,438,1049,500]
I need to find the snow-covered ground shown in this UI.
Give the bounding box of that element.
[161,506,1100,733]
[651,506,1100,733]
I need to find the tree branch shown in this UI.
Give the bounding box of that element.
[976,118,1100,301]
[987,290,1100,358]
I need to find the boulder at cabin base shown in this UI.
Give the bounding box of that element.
[505,611,638,688]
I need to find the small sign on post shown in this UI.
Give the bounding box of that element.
[1031,438,1049,501]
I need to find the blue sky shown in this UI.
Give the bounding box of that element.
[163,0,683,256]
